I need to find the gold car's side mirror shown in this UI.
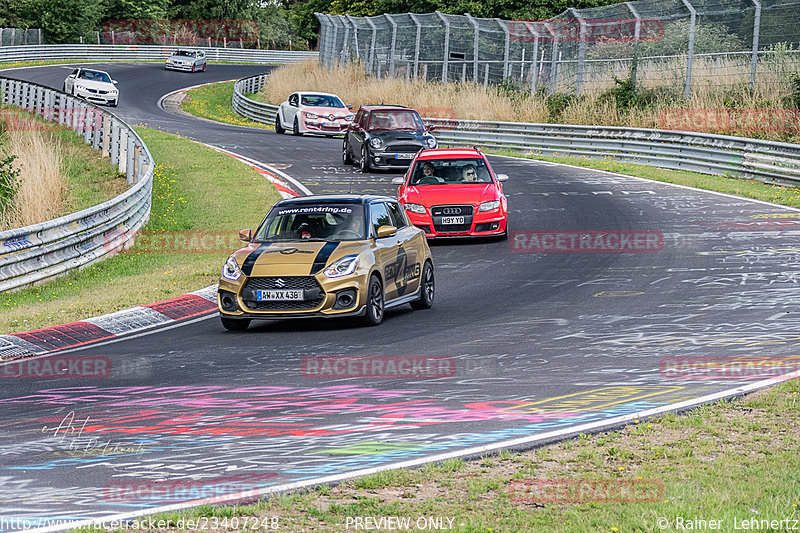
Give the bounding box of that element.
[239,229,252,242]
[376,225,397,239]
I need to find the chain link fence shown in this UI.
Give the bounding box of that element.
[316,0,800,98]
[0,28,43,47]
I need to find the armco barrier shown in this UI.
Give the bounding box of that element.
[0,44,316,65]
[231,74,278,124]
[231,72,800,188]
[0,77,152,292]
[425,119,800,187]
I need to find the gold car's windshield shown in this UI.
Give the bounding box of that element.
[254,204,367,242]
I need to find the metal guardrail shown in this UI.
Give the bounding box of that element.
[426,119,800,187]
[231,72,800,187]
[231,74,278,124]
[0,45,317,65]
[0,77,153,292]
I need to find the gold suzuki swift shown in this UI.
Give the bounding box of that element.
[218,195,435,330]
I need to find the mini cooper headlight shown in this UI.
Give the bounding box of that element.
[404,203,426,214]
[369,137,383,149]
[304,111,319,119]
[425,136,438,149]
[222,255,242,281]
[323,254,359,278]
[478,200,501,212]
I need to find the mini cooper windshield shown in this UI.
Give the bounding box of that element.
[409,158,493,185]
[368,110,424,131]
[254,204,367,242]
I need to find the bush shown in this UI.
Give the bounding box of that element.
[598,67,679,111]
[788,74,800,109]
[544,91,578,120]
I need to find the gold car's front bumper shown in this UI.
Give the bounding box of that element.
[218,272,371,320]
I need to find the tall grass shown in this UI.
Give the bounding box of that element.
[0,120,66,230]
[259,60,549,123]
[261,59,800,143]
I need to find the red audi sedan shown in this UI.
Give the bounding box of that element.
[393,148,508,239]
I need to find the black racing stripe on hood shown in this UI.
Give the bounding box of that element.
[241,243,271,276]
[310,242,339,275]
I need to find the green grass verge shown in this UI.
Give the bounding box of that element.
[69,378,800,532]
[491,148,800,209]
[179,81,271,129]
[0,127,281,333]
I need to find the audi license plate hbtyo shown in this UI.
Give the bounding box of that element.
[441,216,465,225]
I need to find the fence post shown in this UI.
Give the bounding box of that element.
[569,9,587,96]
[750,0,761,89]
[495,19,510,80]
[625,2,642,90]
[465,13,480,83]
[346,14,361,59]
[681,0,697,98]
[526,22,541,92]
[386,14,397,78]
[111,120,120,165]
[102,115,110,157]
[410,13,422,79]
[544,22,559,94]
[84,105,93,144]
[39,28,43,45]
[126,134,135,184]
[338,15,350,64]
[436,12,450,83]
[365,17,377,75]
[330,16,339,68]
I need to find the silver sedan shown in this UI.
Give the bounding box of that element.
[165,49,207,72]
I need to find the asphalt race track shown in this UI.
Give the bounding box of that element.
[2,63,800,528]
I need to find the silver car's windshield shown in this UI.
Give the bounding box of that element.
[255,204,367,242]
[174,51,195,57]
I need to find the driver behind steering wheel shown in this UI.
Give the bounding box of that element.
[416,161,444,185]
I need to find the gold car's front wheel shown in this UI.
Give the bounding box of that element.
[411,261,434,310]
[363,275,384,326]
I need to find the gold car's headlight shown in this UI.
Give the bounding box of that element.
[323,255,359,278]
[222,255,242,281]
